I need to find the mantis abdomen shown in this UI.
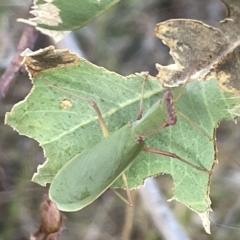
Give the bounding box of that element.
[50,125,144,211]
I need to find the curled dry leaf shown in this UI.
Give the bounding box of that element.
[155,0,240,95]
[21,46,79,78]
[31,194,65,240]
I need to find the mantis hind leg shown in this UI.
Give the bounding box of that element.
[142,146,211,174]
[112,173,133,207]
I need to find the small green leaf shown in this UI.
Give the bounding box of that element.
[18,0,120,41]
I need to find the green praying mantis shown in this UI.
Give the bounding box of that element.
[45,73,210,212]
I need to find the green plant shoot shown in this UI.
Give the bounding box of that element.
[49,76,209,212]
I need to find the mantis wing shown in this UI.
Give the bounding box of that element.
[49,125,144,211]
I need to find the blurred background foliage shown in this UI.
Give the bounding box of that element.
[0,0,240,239]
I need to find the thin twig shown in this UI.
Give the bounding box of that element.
[120,191,137,240]
[139,178,190,240]
[0,24,38,101]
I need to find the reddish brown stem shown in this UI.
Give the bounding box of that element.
[136,72,149,120]
[0,24,38,102]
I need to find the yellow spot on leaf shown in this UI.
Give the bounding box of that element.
[60,99,73,109]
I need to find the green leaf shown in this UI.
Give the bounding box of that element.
[6,49,240,216]
[18,0,120,41]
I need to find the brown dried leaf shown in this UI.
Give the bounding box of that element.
[155,19,228,85]
[31,194,65,240]
[155,0,240,94]
[21,46,79,78]
[208,45,240,93]
[220,0,240,41]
